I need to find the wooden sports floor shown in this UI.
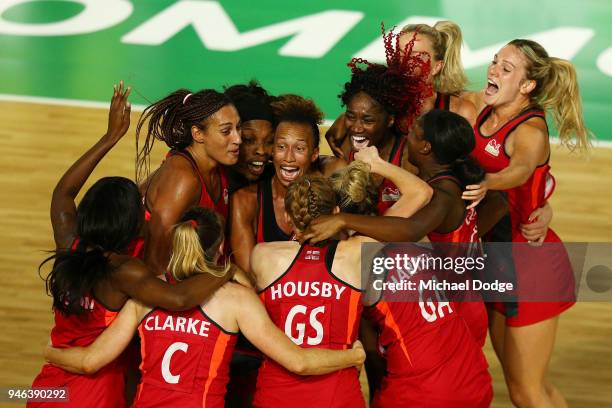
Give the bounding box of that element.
[0,100,611,407]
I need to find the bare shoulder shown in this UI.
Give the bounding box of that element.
[512,116,549,145]
[460,91,486,114]
[232,184,258,201]
[252,241,301,288]
[253,241,299,259]
[451,95,478,125]
[149,155,200,202]
[231,184,258,210]
[211,281,254,304]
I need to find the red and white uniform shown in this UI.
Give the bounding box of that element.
[134,307,237,408]
[426,173,488,347]
[254,242,364,408]
[349,136,406,215]
[364,245,492,408]
[472,106,575,326]
[29,297,125,408]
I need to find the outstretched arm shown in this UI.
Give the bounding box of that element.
[302,188,453,244]
[229,188,258,274]
[235,286,365,375]
[44,300,145,374]
[51,82,131,249]
[355,146,432,217]
[113,258,233,311]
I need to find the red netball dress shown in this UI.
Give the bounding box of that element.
[28,297,125,408]
[144,150,229,221]
[364,244,492,408]
[254,241,364,408]
[427,173,488,347]
[133,306,237,408]
[349,136,406,215]
[472,106,575,326]
[141,149,230,264]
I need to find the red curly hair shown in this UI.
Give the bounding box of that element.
[346,23,433,133]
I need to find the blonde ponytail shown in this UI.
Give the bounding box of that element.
[433,21,468,95]
[508,39,592,151]
[168,208,229,281]
[330,161,378,215]
[401,20,467,94]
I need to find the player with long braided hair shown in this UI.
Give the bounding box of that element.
[43,206,365,407]
[136,88,241,276]
[28,83,235,408]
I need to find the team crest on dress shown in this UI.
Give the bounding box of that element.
[305,249,320,261]
[485,140,501,157]
[381,186,401,202]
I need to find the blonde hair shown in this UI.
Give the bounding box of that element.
[285,176,336,231]
[330,161,378,215]
[401,21,468,95]
[167,207,230,281]
[509,39,592,151]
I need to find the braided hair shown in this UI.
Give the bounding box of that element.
[136,89,232,182]
[285,176,336,231]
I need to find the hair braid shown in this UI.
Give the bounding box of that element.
[285,176,336,231]
[136,89,231,182]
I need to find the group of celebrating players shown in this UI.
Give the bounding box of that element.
[28,20,590,408]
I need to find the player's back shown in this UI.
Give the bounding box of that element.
[29,295,125,408]
[253,241,364,408]
[365,245,492,408]
[134,300,237,408]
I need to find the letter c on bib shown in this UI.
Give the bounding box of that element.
[161,342,188,384]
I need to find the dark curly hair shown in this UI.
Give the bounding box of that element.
[340,23,433,133]
[224,80,274,123]
[271,94,324,149]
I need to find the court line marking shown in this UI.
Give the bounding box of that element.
[1,93,610,148]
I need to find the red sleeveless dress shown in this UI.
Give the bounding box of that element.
[254,242,364,408]
[471,106,575,326]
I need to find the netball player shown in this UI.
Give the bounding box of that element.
[327,23,552,240]
[326,56,432,215]
[250,145,432,407]
[224,81,275,193]
[43,206,365,408]
[326,22,468,158]
[136,88,240,275]
[229,94,346,274]
[460,39,591,408]
[28,83,234,408]
[302,109,506,345]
